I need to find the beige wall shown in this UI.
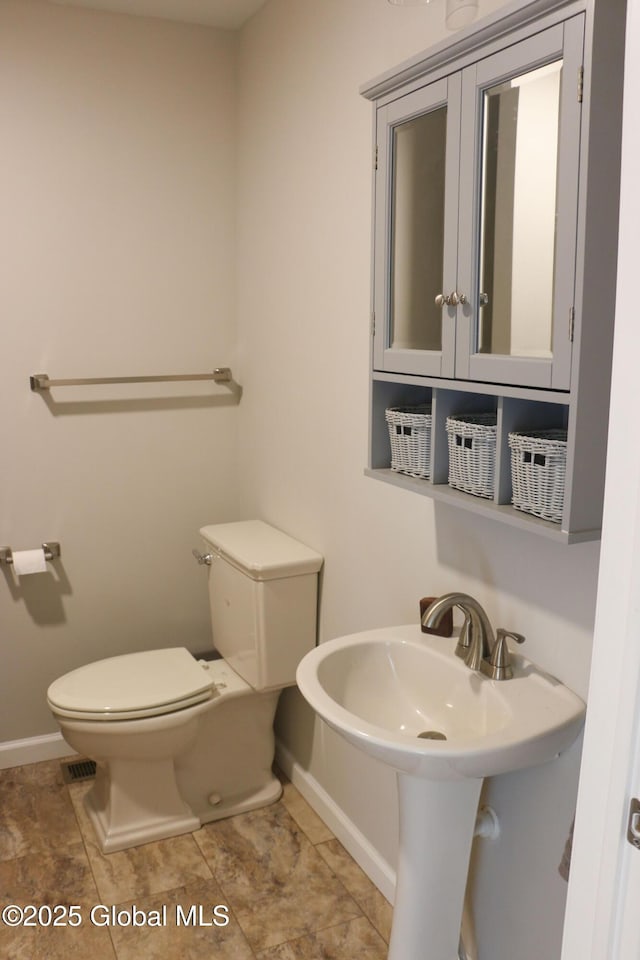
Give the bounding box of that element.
[0,0,239,738]
[236,2,601,958]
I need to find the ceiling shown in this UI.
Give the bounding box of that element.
[47,0,270,30]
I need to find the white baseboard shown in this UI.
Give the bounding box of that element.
[275,740,396,904]
[0,733,76,770]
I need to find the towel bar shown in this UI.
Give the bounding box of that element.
[30,368,234,391]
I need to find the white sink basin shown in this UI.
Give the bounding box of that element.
[297,624,585,960]
[296,624,585,780]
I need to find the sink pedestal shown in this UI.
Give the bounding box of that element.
[388,774,483,960]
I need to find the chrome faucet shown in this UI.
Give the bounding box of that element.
[422,592,525,679]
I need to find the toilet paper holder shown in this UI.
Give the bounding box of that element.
[0,542,61,566]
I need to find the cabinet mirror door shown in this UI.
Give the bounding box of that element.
[374,77,460,378]
[391,105,447,354]
[457,17,584,389]
[478,60,561,361]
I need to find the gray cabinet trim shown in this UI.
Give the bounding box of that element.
[361,0,585,102]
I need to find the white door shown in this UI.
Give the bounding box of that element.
[561,2,640,956]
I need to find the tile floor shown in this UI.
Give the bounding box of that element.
[0,759,392,959]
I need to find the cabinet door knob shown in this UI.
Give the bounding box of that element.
[449,291,467,306]
[436,292,467,307]
[479,292,489,306]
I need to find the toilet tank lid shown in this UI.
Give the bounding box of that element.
[199,520,323,581]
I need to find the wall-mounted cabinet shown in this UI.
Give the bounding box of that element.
[362,0,626,543]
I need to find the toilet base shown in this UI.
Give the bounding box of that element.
[84,761,283,854]
[54,663,286,853]
[85,757,200,854]
[174,681,283,828]
[197,772,283,825]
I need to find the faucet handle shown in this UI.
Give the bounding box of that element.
[484,628,525,681]
[455,611,473,660]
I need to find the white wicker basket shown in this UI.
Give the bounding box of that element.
[446,413,497,499]
[385,404,432,479]
[509,429,567,523]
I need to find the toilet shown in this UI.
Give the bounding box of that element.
[47,520,323,854]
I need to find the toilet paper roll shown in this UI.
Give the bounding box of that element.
[12,548,48,576]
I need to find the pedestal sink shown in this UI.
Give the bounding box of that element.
[296,625,585,960]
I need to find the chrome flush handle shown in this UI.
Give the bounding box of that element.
[192,548,213,566]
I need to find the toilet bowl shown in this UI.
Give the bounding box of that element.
[47,521,323,853]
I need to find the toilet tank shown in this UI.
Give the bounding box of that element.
[199,521,323,691]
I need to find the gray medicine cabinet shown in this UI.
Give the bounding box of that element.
[362,0,626,543]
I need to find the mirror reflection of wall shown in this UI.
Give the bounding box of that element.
[479,60,562,359]
[391,106,447,352]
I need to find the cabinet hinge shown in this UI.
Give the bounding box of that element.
[374,144,379,171]
[569,306,575,342]
[578,66,584,103]
[371,311,376,336]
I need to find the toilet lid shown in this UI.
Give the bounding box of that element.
[47,648,215,721]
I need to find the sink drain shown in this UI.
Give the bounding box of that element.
[417,730,447,740]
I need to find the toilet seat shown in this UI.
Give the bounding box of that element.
[47,647,215,721]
